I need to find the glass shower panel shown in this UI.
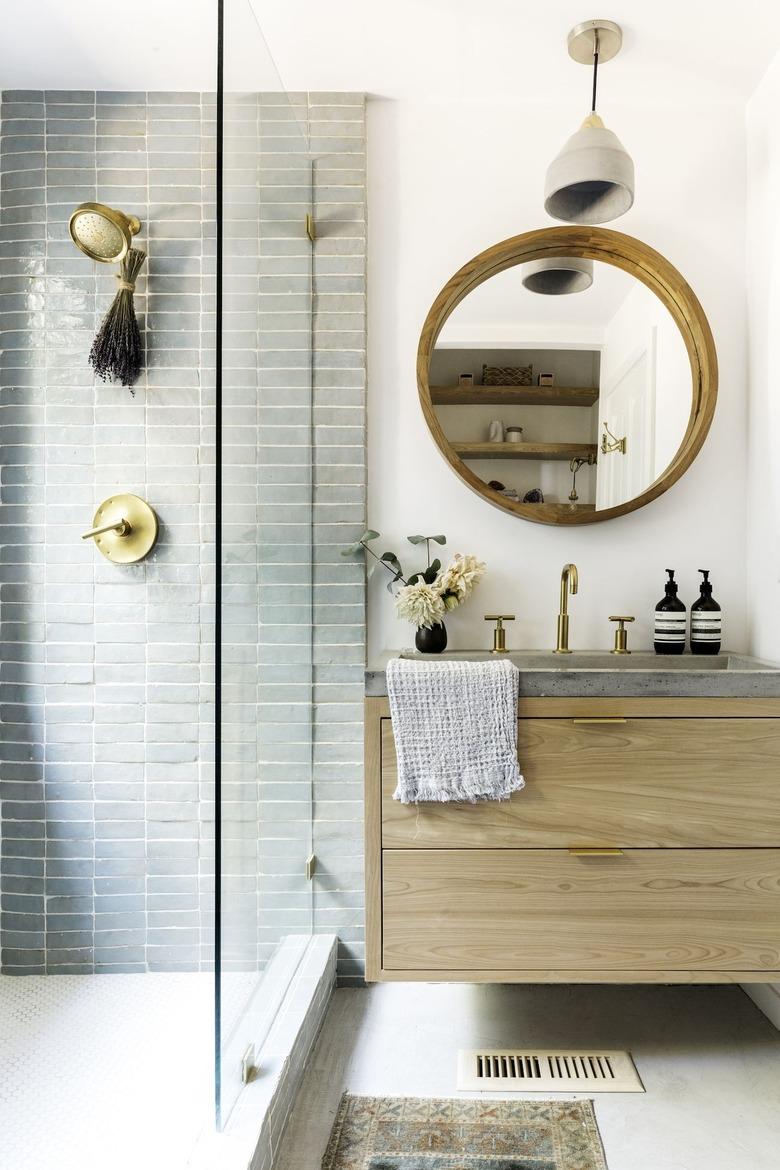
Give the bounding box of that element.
[217,0,314,1127]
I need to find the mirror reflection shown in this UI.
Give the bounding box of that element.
[431,259,691,513]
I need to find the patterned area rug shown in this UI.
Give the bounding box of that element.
[322,1096,608,1170]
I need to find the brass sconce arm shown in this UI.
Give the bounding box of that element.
[601,421,627,455]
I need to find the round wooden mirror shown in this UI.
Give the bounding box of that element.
[417,227,717,525]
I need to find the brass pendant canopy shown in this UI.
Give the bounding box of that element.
[521,257,594,295]
[544,20,635,225]
[69,202,141,263]
[567,18,622,64]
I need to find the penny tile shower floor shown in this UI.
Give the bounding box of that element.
[0,973,214,1170]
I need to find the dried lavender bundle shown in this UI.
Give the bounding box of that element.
[89,247,147,392]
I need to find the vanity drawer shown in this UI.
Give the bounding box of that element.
[382,848,780,972]
[380,717,780,848]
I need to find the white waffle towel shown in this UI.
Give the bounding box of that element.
[387,658,525,804]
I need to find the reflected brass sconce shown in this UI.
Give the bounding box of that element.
[82,494,158,563]
[601,421,627,455]
[568,453,597,503]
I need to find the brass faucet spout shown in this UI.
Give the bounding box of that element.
[559,563,578,613]
[555,563,579,654]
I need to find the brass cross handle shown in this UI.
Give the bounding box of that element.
[609,615,635,655]
[484,614,515,654]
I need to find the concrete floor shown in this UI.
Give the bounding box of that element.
[276,982,780,1169]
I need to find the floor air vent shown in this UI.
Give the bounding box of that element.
[457,1049,644,1093]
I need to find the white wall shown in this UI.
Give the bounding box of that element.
[743,43,780,1030]
[746,47,780,661]
[366,98,748,662]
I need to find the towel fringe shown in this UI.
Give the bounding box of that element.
[394,762,525,805]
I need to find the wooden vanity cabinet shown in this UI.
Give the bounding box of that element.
[365,696,780,983]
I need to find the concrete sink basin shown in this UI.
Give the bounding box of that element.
[378,650,780,698]
[400,651,780,672]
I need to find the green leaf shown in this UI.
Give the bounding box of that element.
[430,534,447,545]
[422,558,441,585]
[406,572,420,586]
[386,569,403,593]
[340,541,362,557]
[361,529,380,543]
[380,551,400,567]
[406,534,426,545]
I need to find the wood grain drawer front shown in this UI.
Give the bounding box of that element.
[381,718,780,848]
[382,849,780,972]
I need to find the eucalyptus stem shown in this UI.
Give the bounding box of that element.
[361,540,408,586]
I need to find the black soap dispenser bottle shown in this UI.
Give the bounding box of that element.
[690,570,722,655]
[654,569,686,655]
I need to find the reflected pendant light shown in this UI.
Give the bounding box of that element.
[544,19,634,224]
[521,257,593,295]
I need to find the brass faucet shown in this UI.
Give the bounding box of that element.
[554,563,579,654]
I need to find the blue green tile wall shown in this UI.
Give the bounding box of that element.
[0,90,366,979]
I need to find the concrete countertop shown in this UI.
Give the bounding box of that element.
[365,650,780,699]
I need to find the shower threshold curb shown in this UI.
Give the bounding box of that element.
[191,934,338,1170]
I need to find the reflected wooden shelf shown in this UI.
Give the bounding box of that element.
[431,385,599,407]
[454,441,599,461]
[528,503,596,518]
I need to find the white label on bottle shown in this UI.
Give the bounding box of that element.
[691,612,721,642]
[654,612,686,642]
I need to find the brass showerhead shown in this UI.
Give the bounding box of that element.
[69,202,142,263]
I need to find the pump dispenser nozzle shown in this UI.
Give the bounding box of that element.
[692,570,720,654]
[654,568,685,654]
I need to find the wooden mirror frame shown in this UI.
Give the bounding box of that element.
[417,226,718,526]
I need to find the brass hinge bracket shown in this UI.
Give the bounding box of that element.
[601,420,627,455]
[305,853,316,880]
[305,213,316,242]
[240,1043,255,1084]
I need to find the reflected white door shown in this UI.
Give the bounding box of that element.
[596,329,657,509]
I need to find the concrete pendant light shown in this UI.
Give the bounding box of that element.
[544,19,634,224]
[521,257,594,295]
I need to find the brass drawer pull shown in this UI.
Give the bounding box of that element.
[572,717,627,724]
[568,847,625,857]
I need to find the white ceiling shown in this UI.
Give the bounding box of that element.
[439,261,638,342]
[2,0,780,103]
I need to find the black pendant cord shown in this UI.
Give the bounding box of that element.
[591,41,600,112]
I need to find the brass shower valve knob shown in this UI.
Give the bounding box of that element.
[82,494,158,564]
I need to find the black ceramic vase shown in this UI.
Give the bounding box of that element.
[415,622,447,654]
